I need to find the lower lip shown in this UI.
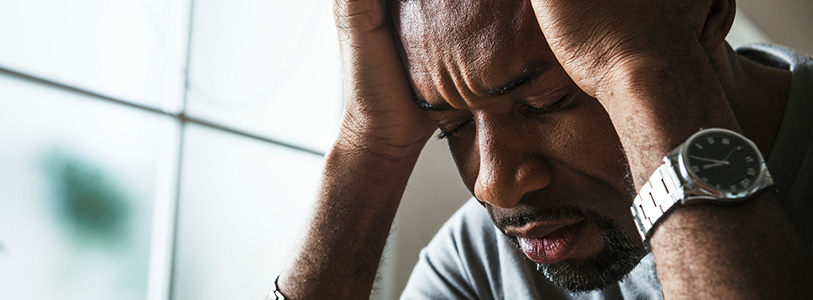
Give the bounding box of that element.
[518,222,585,264]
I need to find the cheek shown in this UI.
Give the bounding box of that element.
[561,96,632,193]
[448,136,479,195]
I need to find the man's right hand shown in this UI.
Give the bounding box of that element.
[334,0,436,159]
[278,2,435,299]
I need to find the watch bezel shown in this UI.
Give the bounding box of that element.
[673,128,772,204]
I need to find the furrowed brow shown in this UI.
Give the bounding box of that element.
[412,60,554,111]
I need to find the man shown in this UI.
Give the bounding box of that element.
[277,0,813,298]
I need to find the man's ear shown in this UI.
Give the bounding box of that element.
[700,0,737,52]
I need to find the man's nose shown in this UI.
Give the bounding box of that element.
[473,122,552,208]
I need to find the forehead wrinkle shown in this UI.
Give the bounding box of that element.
[435,57,468,109]
[397,0,535,107]
[398,5,441,102]
[448,48,487,102]
[428,36,493,109]
[398,1,471,108]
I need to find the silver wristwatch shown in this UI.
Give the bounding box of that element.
[630,128,774,247]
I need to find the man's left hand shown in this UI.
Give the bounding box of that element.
[529,0,711,101]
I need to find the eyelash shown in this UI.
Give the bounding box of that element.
[436,120,472,140]
[436,95,572,140]
[521,95,570,115]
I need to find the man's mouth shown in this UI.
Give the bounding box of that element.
[510,220,586,264]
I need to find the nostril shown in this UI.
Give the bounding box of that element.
[474,156,553,209]
[474,175,520,209]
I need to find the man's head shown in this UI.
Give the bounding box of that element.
[392,0,736,293]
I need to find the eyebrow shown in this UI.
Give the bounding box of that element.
[413,60,553,111]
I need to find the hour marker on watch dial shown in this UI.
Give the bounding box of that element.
[685,130,762,193]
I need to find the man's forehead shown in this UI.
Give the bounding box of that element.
[395,0,528,40]
[394,0,549,103]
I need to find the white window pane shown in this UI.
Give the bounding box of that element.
[186,1,342,152]
[172,124,323,300]
[0,0,190,112]
[0,73,178,300]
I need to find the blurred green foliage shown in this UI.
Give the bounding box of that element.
[46,151,130,247]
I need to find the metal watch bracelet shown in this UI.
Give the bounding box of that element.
[630,161,682,248]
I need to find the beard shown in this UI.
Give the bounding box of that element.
[496,206,645,294]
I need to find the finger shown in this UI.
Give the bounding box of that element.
[334,0,387,34]
[333,0,418,106]
[333,0,396,69]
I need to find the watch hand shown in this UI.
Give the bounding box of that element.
[703,162,727,169]
[689,155,728,164]
[721,148,737,161]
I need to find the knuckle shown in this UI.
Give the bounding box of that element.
[333,0,386,32]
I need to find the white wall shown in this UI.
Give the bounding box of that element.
[738,0,813,55]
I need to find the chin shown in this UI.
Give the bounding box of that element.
[535,214,645,293]
[538,248,643,293]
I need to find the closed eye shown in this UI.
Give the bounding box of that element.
[437,119,473,140]
[521,94,571,115]
[436,93,576,140]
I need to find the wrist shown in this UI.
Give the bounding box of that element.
[631,128,774,248]
[599,43,732,116]
[326,128,426,188]
[596,45,740,185]
[334,121,432,162]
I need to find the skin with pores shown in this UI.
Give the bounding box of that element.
[280,0,813,298]
[395,2,644,290]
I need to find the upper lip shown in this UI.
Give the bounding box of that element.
[503,218,585,239]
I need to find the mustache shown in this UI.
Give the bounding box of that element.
[494,206,588,229]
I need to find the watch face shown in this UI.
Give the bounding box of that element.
[683,130,763,194]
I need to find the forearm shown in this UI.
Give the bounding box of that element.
[604,44,813,298]
[651,191,813,298]
[599,41,738,188]
[279,134,425,300]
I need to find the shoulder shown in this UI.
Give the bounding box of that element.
[740,44,813,247]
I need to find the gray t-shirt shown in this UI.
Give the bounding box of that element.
[401,44,813,299]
